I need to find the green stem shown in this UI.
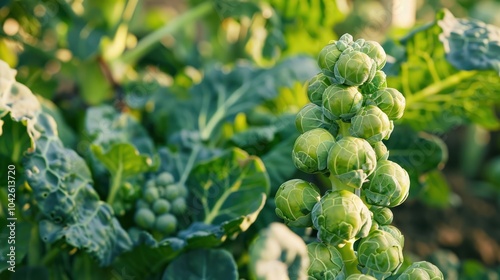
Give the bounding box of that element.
[118,2,213,64]
[28,224,40,266]
[41,245,62,266]
[338,121,350,137]
[107,165,123,205]
[337,241,359,276]
[329,173,355,192]
[405,70,477,107]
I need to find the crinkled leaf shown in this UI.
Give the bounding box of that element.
[387,9,500,132]
[162,249,238,280]
[188,148,270,226]
[23,113,132,265]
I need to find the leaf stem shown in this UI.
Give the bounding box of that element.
[337,241,359,276]
[118,2,213,64]
[338,121,350,137]
[107,164,123,205]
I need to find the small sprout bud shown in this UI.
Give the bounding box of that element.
[346,275,377,280]
[156,172,175,186]
[357,230,404,279]
[295,103,336,134]
[143,187,160,204]
[136,199,149,209]
[371,206,393,226]
[322,85,363,121]
[318,44,343,77]
[350,105,393,144]
[368,88,406,120]
[379,225,404,248]
[363,160,410,207]
[360,41,387,70]
[307,242,343,279]
[372,141,389,161]
[134,208,156,229]
[152,199,171,214]
[311,190,372,246]
[275,179,321,227]
[359,70,387,95]
[307,73,331,105]
[292,128,336,174]
[171,197,187,215]
[396,261,444,280]
[155,213,177,235]
[164,184,180,201]
[333,51,376,86]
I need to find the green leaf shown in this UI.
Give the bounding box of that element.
[91,143,156,179]
[38,96,76,148]
[67,20,104,60]
[188,148,270,225]
[76,61,113,105]
[387,9,500,132]
[0,114,31,163]
[23,113,132,266]
[419,170,452,208]
[162,249,238,280]
[0,221,31,273]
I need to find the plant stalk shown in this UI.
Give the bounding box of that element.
[329,173,355,192]
[337,241,359,276]
[107,165,123,205]
[338,121,351,137]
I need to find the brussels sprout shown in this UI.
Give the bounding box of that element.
[357,230,404,279]
[318,43,343,77]
[306,242,343,279]
[165,184,180,201]
[155,213,177,234]
[152,199,171,214]
[177,184,188,197]
[359,70,387,95]
[171,197,187,215]
[345,274,377,280]
[292,128,336,174]
[336,33,354,51]
[134,208,156,229]
[143,187,160,204]
[295,103,337,134]
[145,179,156,189]
[156,172,175,186]
[275,179,321,227]
[372,141,389,161]
[327,137,377,189]
[371,206,393,226]
[396,261,444,280]
[311,190,372,246]
[333,51,376,86]
[360,41,387,70]
[379,225,404,248]
[363,160,410,207]
[368,88,405,120]
[350,105,393,144]
[307,73,331,105]
[322,85,363,121]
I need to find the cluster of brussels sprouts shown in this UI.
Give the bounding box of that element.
[132,172,188,236]
[275,34,444,279]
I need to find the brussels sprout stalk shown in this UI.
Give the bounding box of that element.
[329,173,355,193]
[338,121,351,137]
[338,241,360,275]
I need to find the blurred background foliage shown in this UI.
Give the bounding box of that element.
[1,0,500,278]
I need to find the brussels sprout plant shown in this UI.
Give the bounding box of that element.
[275,34,444,279]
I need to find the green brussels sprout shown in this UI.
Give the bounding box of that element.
[372,141,389,161]
[345,274,377,280]
[357,229,404,279]
[295,103,337,135]
[359,70,387,95]
[155,213,177,234]
[396,261,444,280]
[156,172,175,186]
[177,184,188,197]
[292,128,336,174]
[336,33,354,51]
[307,73,331,105]
[318,43,343,77]
[379,225,404,248]
[134,208,156,229]
[350,105,393,144]
[306,242,343,279]
[311,190,372,246]
[322,85,363,121]
[143,187,160,204]
[363,160,410,207]
[136,199,149,209]
[171,197,187,215]
[275,179,321,227]
[333,51,376,86]
[368,88,405,120]
[427,250,460,280]
[327,136,377,189]
[152,199,171,214]
[145,179,156,189]
[360,41,387,70]
[371,206,393,226]
[164,184,180,201]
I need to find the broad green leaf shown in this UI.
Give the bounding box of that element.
[249,223,308,280]
[91,143,156,179]
[76,61,112,105]
[23,113,132,265]
[0,115,31,163]
[387,9,500,132]
[419,170,452,208]
[188,148,270,225]
[162,249,238,280]
[38,96,76,148]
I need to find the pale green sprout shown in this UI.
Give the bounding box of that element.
[371,141,389,161]
[360,41,387,70]
[368,88,406,120]
[318,43,343,77]
[311,190,372,246]
[293,128,336,174]
[357,230,404,279]
[306,242,343,280]
[333,51,376,86]
[363,160,410,207]
[275,179,321,227]
[322,84,363,121]
[371,206,393,226]
[307,73,331,105]
[296,103,338,135]
[396,261,444,280]
[379,225,404,248]
[336,33,354,51]
[345,274,377,280]
[327,137,377,189]
[350,105,393,144]
[359,70,387,95]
